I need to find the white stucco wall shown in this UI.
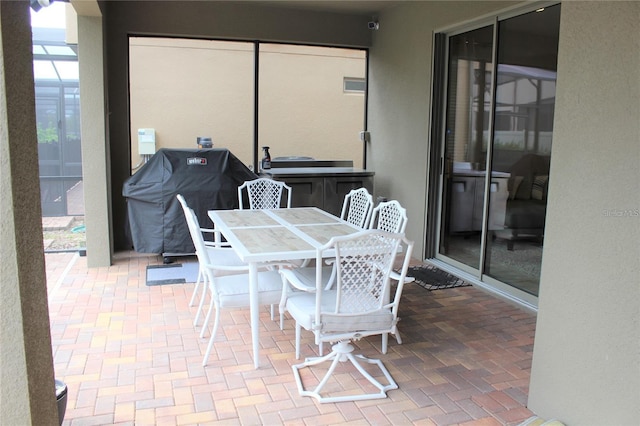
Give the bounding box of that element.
[528,2,640,423]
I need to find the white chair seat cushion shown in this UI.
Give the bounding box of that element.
[217,270,283,308]
[206,247,245,268]
[286,290,394,335]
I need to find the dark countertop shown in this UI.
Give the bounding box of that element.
[262,167,374,177]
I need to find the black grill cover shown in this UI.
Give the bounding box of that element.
[122,148,257,254]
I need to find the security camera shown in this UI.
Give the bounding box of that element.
[368,21,379,30]
[30,0,51,12]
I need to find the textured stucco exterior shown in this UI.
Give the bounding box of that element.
[528,2,640,423]
[78,15,111,267]
[0,1,57,424]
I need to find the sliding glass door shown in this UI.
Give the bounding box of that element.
[436,5,560,298]
[439,25,495,271]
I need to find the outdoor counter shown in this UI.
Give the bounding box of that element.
[261,165,374,217]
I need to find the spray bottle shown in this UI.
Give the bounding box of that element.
[261,146,271,170]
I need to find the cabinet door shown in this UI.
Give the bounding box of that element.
[488,177,508,230]
[472,177,485,231]
[324,175,374,217]
[273,176,323,209]
[449,177,476,232]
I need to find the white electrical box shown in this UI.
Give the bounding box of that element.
[138,128,156,155]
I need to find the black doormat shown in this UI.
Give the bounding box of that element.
[405,264,470,291]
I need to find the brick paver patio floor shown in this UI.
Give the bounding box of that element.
[46,251,536,425]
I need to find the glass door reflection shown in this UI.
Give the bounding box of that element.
[439,26,494,271]
[437,5,561,297]
[484,5,560,296]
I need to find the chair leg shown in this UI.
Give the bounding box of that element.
[295,323,301,360]
[291,341,398,403]
[394,329,402,345]
[279,277,287,330]
[200,286,215,338]
[202,306,221,367]
[193,274,208,327]
[189,267,203,307]
[381,329,402,353]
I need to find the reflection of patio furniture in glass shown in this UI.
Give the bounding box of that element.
[497,154,550,250]
[448,162,509,233]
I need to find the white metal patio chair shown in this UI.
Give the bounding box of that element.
[183,204,284,366]
[278,187,375,333]
[279,199,412,350]
[340,187,373,228]
[238,177,297,320]
[369,200,408,234]
[237,177,292,210]
[368,200,414,348]
[176,194,245,327]
[320,187,374,295]
[280,229,414,403]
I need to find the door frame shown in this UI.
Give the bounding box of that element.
[425,1,560,310]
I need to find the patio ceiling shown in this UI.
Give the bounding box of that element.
[69,0,400,18]
[258,0,400,15]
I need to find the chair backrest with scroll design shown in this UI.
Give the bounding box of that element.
[339,187,373,229]
[369,200,408,234]
[237,178,292,210]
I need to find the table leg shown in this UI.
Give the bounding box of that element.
[249,262,260,369]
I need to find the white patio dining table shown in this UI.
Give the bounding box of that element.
[208,207,360,369]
